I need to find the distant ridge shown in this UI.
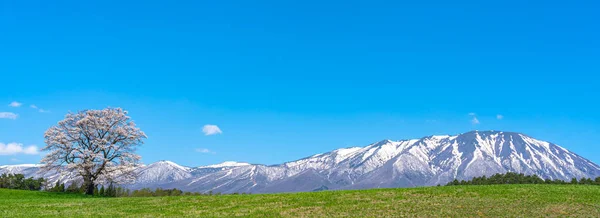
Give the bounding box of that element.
[2,131,599,194]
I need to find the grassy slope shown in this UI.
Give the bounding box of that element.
[1,185,599,217]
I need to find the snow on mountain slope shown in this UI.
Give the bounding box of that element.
[0,164,42,177]
[168,131,600,193]
[197,161,251,169]
[132,160,193,186]
[2,131,599,193]
[0,164,80,186]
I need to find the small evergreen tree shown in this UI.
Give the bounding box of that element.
[79,183,87,193]
[51,183,59,192]
[571,178,579,184]
[52,181,61,192]
[111,184,117,197]
[172,189,183,196]
[107,183,116,197]
[99,186,105,196]
[66,181,80,193]
[116,187,122,197]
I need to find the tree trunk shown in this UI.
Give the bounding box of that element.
[83,176,95,195]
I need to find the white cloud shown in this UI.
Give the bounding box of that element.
[0,112,18,120]
[8,101,22,107]
[468,113,479,125]
[0,143,39,155]
[195,148,216,154]
[497,114,504,120]
[10,158,19,162]
[30,105,50,113]
[202,125,222,136]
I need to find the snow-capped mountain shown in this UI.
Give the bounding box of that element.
[0,164,79,186]
[0,164,42,177]
[197,161,250,169]
[2,131,599,193]
[131,161,193,188]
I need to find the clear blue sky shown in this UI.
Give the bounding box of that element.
[1,0,599,166]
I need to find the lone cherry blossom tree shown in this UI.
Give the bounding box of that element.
[40,108,146,195]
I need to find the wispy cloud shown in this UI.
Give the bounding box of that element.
[0,112,18,120]
[30,105,50,113]
[195,148,216,154]
[202,125,222,136]
[10,158,19,162]
[0,142,39,155]
[496,114,504,120]
[8,101,22,107]
[468,113,480,125]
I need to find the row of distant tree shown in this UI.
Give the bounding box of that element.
[0,173,46,191]
[47,181,133,197]
[122,188,249,197]
[45,179,250,197]
[1,173,252,197]
[446,172,600,186]
[7,172,600,196]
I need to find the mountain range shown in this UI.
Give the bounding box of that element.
[2,130,599,193]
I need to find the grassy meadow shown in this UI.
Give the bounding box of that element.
[1,185,599,217]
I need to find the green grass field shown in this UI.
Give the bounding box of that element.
[1,185,599,217]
